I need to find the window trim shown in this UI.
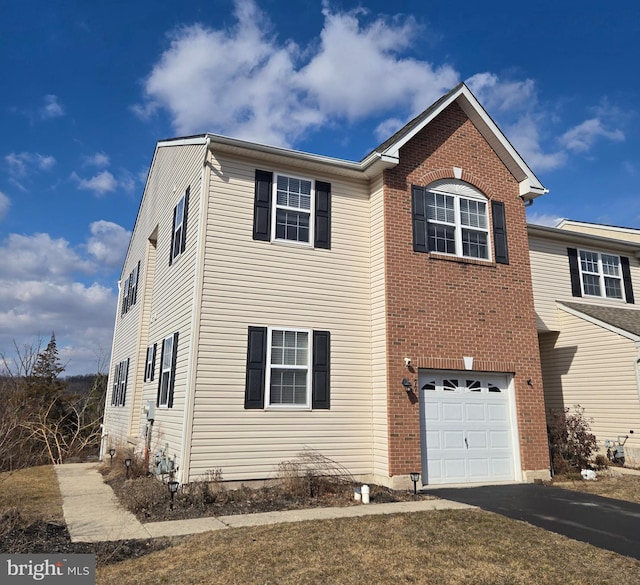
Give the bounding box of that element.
[265,326,312,409]
[144,343,156,382]
[577,248,625,301]
[271,173,315,246]
[169,187,190,266]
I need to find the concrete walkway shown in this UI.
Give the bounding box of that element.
[55,463,474,543]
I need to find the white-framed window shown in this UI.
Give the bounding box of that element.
[266,327,311,407]
[578,249,624,300]
[111,359,129,407]
[272,174,313,244]
[121,261,140,316]
[144,343,156,382]
[158,333,178,407]
[426,187,489,260]
[172,196,185,259]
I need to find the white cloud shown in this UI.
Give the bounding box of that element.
[133,0,457,146]
[0,226,129,375]
[505,116,567,172]
[5,152,56,177]
[0,192,9,220]
[71,170,118,196]
[0,233,95,282]
[466,73,536,113]
[526,212,564,227]
[559,118,624,153]
[87,221,131,267]
[83,152,110,167]
[39,94,65,119]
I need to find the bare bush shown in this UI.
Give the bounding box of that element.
[548,405,598,473]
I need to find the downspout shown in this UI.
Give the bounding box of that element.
[633,342,640,406]
[178,137,212,484]
[100,278,123,460]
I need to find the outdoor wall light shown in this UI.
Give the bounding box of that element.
[402,378,413,393]
[124,458,132,479]
[409,472,420,495]
[108,448,116,465]
[167,480,179,510]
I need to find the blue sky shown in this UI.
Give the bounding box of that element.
[2,0,639,374]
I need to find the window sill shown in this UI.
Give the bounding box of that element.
[424,251,496,267]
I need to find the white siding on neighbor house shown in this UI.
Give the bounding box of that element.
[369,175,389,481]
[529,233,640,332]
[539,310,640,461]
[188,152,375,482]
[103,142,206,466]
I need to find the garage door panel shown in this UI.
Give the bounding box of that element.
[420,371,515,485]
[443,431,465,449]
[467,431,487,448]
[442,402,463,421]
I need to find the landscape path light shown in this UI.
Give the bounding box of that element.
[168,479,179,510]
[410,472,420,495]
[108,448,115,465]
[124,457,132,479]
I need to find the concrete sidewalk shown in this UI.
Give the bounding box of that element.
[55,463,474,543]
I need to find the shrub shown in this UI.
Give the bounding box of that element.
[548,405,598,472]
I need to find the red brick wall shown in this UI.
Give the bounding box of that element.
[383,102,549,477]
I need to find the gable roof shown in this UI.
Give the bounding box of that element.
[362,82,547,201]
[559,301,640,341]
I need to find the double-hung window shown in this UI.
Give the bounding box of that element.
[144,343,156,382]
[252,170,331,249]
[157,332,178,407]
[244,326,330,410]
[412,180,508,263]
[274,175,312,244]
[267,329,311,407]
[425,189,489,259]
[169,187,190,265]
[111,358,129,407]
[568,247,634,303]
[579,250,623,299]
[121,261,141,316]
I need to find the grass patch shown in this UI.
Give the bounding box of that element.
[97,509,640,585]
[550,472,640,504]
[0,466,64,524]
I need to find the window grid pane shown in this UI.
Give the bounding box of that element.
[270,369,307,405]
[275,209,310,243]
[580,251,599,274]
[460,199,487,229]
[271,330,308,366]
[426,192,455,224]
[601,254,620,276]
[428,224,455,254]
[604,277,623,299]
[582,273,601,296]
[276,176,311,211]
[462,229,488,259]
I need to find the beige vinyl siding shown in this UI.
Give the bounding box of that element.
[103,141,206,464]
[559,222,640,243]
[189,153,374,481]
[539,310,640,460]
[369,175,388,480]
[529,234,640,331]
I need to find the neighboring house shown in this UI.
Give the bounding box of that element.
[529,220,640,465]
[101,83,551,488]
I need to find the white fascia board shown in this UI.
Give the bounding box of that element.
[157,136,209,148]
[557,302,640,343]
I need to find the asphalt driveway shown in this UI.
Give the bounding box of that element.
[431,483,640,560]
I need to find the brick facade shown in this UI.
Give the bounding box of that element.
[382,102,549,478]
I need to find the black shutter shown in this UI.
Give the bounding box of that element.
[491,201,509,264]
[245,326,267,409]
[567,248,582,297]
[167,332,179,408]
[253,170,273,241]
[156,338,165,406]
[621,256,635,304]
[312,330,330,409]
[411,185,427,253]
[181,187,190,254]
[315,181,331,249]
[132,261,141,306]
[150,343,157,381]
[169,205,177,266]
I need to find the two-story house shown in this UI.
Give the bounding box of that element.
[529,220,640,465]
[101,83,551,488]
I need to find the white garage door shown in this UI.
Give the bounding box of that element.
[420,371,517,485]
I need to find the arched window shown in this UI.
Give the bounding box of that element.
[411,179,508,263]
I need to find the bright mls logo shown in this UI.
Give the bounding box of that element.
[1,555,95,584]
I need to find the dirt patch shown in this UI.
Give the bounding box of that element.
[106,474,432,522]
[0,510,180,566]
